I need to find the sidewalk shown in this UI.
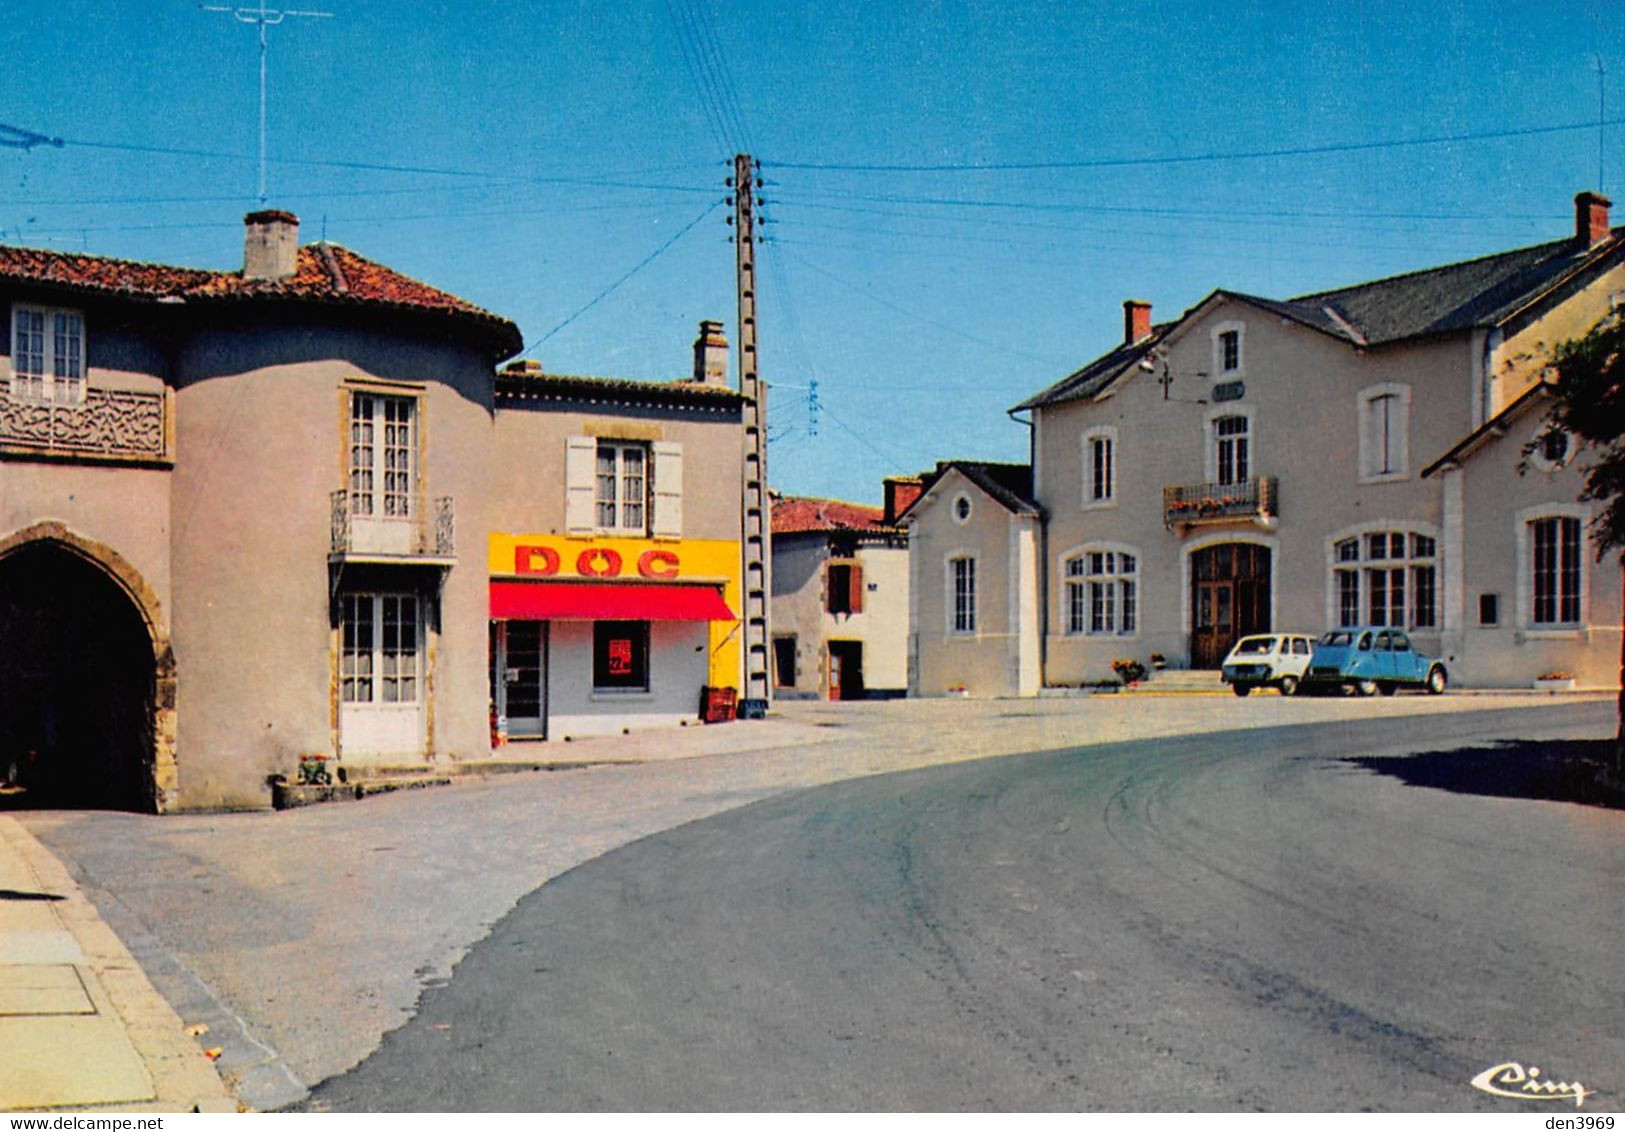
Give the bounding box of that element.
[0,815,236,1113]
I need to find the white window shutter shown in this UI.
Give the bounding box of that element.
[652,440,683,538]
[565,436,597,534]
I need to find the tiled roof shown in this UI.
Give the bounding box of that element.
[494,368,745,410]
[1014,224,1623,410]
[0,242,522,357]
[772,495,891,534]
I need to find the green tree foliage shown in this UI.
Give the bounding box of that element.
[1544,308,1625,552]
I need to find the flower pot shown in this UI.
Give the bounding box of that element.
[1533,677,1575,693]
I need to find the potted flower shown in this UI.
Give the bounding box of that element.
[946,683,969,698]
[1111,658,1147,686]
[1149,653,1167,670]
[1534,670,1576,693]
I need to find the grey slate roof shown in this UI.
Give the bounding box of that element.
[1015,223,1624,411]
[899,460,1039,521]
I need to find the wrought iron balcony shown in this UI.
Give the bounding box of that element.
[1162,476,1278,530]
[330,490,455,562]
[0,385,167,462]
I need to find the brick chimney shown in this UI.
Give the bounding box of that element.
[1576,192,1612,246]
[1123,299,1152,345]
[884,476,925,525]
[243,210,300,281]
[691,319,729,385]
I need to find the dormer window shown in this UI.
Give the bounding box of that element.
[10,304,85,404]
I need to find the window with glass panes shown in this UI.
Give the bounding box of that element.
[1331,531,1437,628]
[950,556,976,634]
[11,304,85,403]
[596,441,648,533]
[1065,550,1137,635]
[350,393,415,518]
[1086,433,1114,503]
[341,594,421,704]
[1214,414,1249,485]
[1530,516,1581,625]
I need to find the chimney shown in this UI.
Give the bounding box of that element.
[691,319,729,385]
[883,476,925,525]
[1576,192,1612,246]
[243,210,300,281]
[1123,299,1152,345]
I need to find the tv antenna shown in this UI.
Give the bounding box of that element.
[1595,54,1607,194]
[200,4,333,205]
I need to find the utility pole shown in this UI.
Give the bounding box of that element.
[732,153,771,714]
[201,3,333,205]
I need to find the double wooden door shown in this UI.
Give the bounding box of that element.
[1189,543,1271,668]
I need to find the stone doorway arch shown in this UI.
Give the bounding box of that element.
[0,523,174,812]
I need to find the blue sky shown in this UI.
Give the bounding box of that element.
[2,0,1621,504]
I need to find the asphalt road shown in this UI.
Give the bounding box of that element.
[297,708,1623,1112]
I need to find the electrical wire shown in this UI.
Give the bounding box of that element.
[523,199,723,353]
[767,115,1625,172]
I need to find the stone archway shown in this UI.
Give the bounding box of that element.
[0,524,174,812]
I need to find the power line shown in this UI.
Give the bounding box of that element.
[524,199,723,353]
[766,115,1625,173]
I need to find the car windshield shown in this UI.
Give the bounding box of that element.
[1233,637,1277,655]
[1319,630,1355,646]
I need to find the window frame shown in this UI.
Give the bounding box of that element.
[1516,505,1590,633]
[595,439,650,535]
[1062,546,1139,638]
[349,391,418,520]
[1204,407,1254,487]
[1081,426,1118,509]
[1326,525,1440,631]
[947,554,977,635]
[1211,320,1245,378]
[1356,383,1412,483]
[10,303,86,405]
[340,592,423,705]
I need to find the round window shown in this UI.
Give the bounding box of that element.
[1532,428,1572,471]
[953,494,972,523]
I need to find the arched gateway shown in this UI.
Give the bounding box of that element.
[0,527,172,812]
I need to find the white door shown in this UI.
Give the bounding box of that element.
[340,593,426,760]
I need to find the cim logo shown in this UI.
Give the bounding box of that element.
[514,544,680,580]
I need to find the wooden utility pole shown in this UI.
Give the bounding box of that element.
[733,153,771,713]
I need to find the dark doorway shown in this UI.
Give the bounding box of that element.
[1189,543,1271,669]
[827,640,865,701]
[0,544,155,811]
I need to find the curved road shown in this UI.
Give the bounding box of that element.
[306,711,1623,1111]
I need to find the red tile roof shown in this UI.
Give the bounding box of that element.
[772,495,891,535]
[0,242,521,357]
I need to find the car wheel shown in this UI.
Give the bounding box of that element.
[1378,682,1397,696]
[1426,666,1447,695]
[1232,683,1251,697]
[1355,679,1378,697]
[1277,675,1298,697]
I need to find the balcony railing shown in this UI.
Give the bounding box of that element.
[1162,476,1278,529]
[0,386,167,461]
[330,490,455,560]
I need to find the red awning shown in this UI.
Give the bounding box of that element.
[490,581,735,622]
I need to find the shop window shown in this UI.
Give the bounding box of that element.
[11,304,85,404]
[593,620,650,691]
[827,561,863,615]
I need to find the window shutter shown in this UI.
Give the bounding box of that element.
[652,440,683,538]
[849,563,864,614]
[565,436,597,535]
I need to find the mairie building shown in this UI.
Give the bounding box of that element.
[0,212,746,811]
[903,192,1625,696]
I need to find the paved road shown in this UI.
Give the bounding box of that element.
[19,695,1618,1110]
[300,705,1622,1112]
